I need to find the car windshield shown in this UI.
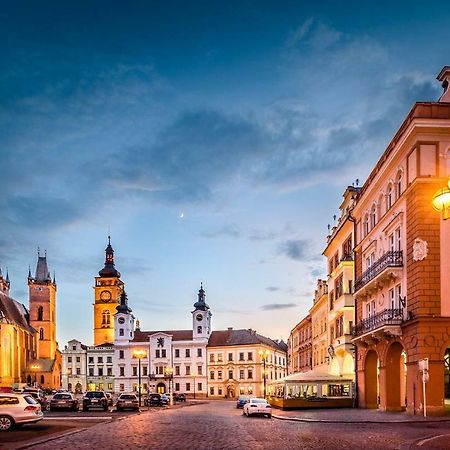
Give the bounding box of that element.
[120,395,136,400]
[239,396,249,400]
[53,394,72,400]
[86,392,104,398]
[251,399,268,404]
[23,395,38,404]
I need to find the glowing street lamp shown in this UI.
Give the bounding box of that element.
[164,367,174,406]
[432,179,450,220]
[133,349,147,407]
[30,363,40,387]
[258,349,271,398]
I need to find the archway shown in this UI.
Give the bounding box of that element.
[156,382,166,394]
[75,383,82,393]
[364,350,379,409]
[385,342,406,411]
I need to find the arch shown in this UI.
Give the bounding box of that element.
[364,350,379,409]
[75,382,82,393]
[37,306,43,321]
[156,382,166,394]
[385,341,406,411]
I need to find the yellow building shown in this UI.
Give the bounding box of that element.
[93,237,124,346]
[323,186,358,379]
[309,280,328,373]
[207,328,287,398]
[0,270,38,389]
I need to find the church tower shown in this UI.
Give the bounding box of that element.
[28,251,57,359]
[94,237,124,346]
[192,283,212,342]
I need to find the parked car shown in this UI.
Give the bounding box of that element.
[0,393,43,431]
[49,393,79,411]
[174,393,186,402]
[160,394,169,405]
[105,393,113,406]
[145,393,162,407]
[116,394,139,411]
[243,398,272,418]
[22,388,48,411]
[236,395,250,408]
[82,391,108,411]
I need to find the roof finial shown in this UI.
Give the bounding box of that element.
[37,246,40,257]
[53,271,56,284]
[108,234,111,245]
[28,265,32,279]
[5,268,9,282]
[45,249,47,257]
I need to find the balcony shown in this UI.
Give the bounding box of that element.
[354,251,403,296]
[352,308,404,343]
[333,293,354,312]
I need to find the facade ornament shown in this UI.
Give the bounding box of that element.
[413,238,428,262]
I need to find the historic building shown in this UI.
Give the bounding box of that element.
[287,314,312,374]
[94,237,124,346]
[351,66,450,415]
[323,186,359,379]
[61,339,87,393]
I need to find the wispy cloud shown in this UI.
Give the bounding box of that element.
[278,239,313,261]
[266,286,280,292]
[261,303,297,311]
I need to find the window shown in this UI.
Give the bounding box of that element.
[389,288,396,310]
[371,204,377,228]
[67,367,73,375]
[157,366,164,375]
[395,227,401,251]
[175,349,180,358]
[107,367,113,376]
[108,383,113,390]
[396,171,403,199]
[107,356,112,363]
[37,306,43,321]
[119,350,124,359]
[185,365,191,376]
[209,354,215,363]
[88,368,94,376]
[143,366,148,376]
[198,365,203,375]
[186,383,191,392]
[247,352,253,361]
[119,367,125,377]
[39,328,44,340]
[228,370,233,380]
[248,370,253,379]
[88,356,94,363]
[119,328,124,336]
[156,349,160,358]
[132,366,138,377]
[76,368,81,375]
[119,383,125,392]
[175,366,180,376]
[239,370,244,379]
[218,370,222,380]
[396,284,402,308]
[218,387,222,396]
[363,214,369,237]
[175,383,180,391]
[239,352,244,361]
[102,310,110,325]
[185,349,190,358]
[98,357,103,363]
[217,354,223,362]
[387,184,393,210]
[335,275,343,298]
[210,387,214,395]
[197,326,202,334]
[342,235,352,259]
[161,349,166,358]
[210,371,215,380]
[228,353,233,362]
[198,382,202,392]
[98,367,103,376]
[68,356,72,363]
[197,348,202,357]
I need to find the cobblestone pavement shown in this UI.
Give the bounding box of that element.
[18,401,450,450]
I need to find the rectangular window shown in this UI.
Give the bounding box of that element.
[210,387,214,396]
[88,368,93,376]
[186,365,191,376]
[335,274,343,298]
[156,349,160,358]
[76,356,81,363]
[98,367,104,376]
[186,383,191,392]
[119,350,124,359]
[98,357,103,363]
[217,354,223,362]
[185,349,190,358]
[88,356,94,363]
[68,357,72,363]
[197,326,202,334]
[228,370,233,380]
[218,387,222,396]
[107,356,112,363]
[197,365,203,375]
[247,352,253,361]
[218,370,222,380]
[209,354,214,362]
[175,349,180,358]
[133,366,138,377]
[108,383,113,391]
[239,369,244,379]
[143,366,148,376]
[162,349,167,358]
[175,383,180,391]
[175,366,180,376]
[198,383,202,392]
[395,227,401,251]
[239,352,244,361]
[119,366,125,377]
[210,371,215,380]
[119,328,124,336]
[76,367,81,375]
[228,353,233,362]
[197,348,202,357]
[248,370,253,379]
[119,383,125,392]
[107,367,113,376]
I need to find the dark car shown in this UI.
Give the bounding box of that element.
[50,393,79,411]
[174,393,186,402]
[22,388,48,411]
[82,391,108,411]
[160,394,169,405]
[236,395,250,408]
[145,393,162,407]
[116,393,139,411]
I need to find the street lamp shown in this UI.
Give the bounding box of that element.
[164,367,174,406]
[30,364,40,387]
[258,349,270,398]
[432,179,450,220]
[133,349,147,407]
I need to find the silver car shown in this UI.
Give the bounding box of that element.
[0,393,43,431]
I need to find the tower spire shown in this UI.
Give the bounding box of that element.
[193,282,209,311]
[98,236,121,278]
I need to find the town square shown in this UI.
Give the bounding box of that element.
[1,1,450,449]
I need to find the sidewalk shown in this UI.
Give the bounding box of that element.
[272,407,450,423]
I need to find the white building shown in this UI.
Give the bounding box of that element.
[61,339,87,393]
[86,344,114,392]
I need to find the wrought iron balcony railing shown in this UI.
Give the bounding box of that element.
[352,308,404,337]
[354,251,403,292]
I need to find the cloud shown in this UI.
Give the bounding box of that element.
[278,239,313,261]
[261,303,297,311]
[266,286,280,292]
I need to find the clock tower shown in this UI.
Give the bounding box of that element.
[93,237,124,346]
[192,283,212,342]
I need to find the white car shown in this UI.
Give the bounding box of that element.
[242,397,272,418]
[0,393,43,431]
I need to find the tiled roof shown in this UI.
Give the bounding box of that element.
[208,329,287,352]
[35,256,51,282]
[0,292,35,333]
[132,329,193,342]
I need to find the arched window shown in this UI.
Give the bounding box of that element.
[363,213,369,237]
[370,204,377,228]
[377,194,384,219]
[39,328,44,340]
[396,170,403,199]
[386,184,393,210]
[102,310,110,326]
[40,375,45,385]
[37,306,43,321]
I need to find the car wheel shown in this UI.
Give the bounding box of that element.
[267,414,272,418]
[0,416,14,432]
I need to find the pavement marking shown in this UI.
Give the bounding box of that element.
[43,416,112,420]
[417,433,450,446]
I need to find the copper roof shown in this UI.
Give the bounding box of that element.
[208,329,287,352]
[132,329,193,342]
[0,291,35,333]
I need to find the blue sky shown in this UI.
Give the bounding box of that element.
[1,1,449,346]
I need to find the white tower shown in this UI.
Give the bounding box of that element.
[114,291,135,343]
[192,283,212,341]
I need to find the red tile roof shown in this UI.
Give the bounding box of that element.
[208,329,287,352]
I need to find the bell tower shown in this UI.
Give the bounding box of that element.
[94,237,124,346]
[192,283,212,342]
[28,250,57,359]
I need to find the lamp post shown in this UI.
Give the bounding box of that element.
[30,364,40,387]
[432,178,450,220]
[258,349,270,398]
[164,367,174,406]
[133,349,147,408]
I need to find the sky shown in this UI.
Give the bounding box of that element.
[1,0,450,346]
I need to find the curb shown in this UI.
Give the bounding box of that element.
[272,414,450,424]
[13,427,89,450]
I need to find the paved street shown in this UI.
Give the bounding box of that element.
[5,401,450,450]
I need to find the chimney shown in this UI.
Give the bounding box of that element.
[437,66,450,102]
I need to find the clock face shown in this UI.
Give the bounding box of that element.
[196,314,203,321]
[100,290,112,302]
[118,317,125,324]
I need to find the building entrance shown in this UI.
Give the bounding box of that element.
[385,342,406,411]
[364,350,379,409]
[157,382,166,394]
